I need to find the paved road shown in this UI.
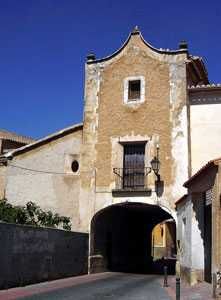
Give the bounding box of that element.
[12,273,171,300]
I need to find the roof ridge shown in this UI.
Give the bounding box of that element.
[183,155,221,187]
[188,83,221,89]
[4,122,83,158]
[0,129,35,143]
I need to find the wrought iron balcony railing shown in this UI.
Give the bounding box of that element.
[113,167,151,191]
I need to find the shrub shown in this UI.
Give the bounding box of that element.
[0,199,71,230]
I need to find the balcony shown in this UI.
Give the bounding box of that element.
[112,167,152,196]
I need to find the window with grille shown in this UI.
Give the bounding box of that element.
[123,143,145,188]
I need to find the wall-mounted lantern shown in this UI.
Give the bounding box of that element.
[150,145,161,181]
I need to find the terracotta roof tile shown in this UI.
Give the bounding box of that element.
[0,129,35,144]
[183,157,221,188]
[188,83,221,90]
[4,123,83,158]
[175,194,188,206]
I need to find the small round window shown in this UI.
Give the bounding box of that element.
[71,160,79,173]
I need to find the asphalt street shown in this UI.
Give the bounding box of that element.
[18,273,171,300]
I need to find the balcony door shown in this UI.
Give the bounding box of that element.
[123,143,145,189]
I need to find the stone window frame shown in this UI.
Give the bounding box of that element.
[64,153,80,176]
[123,76,145,104]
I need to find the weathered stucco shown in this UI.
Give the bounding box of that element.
[211,164,221,277]
[5,130,82,229]
[191,103,221,173]
[0,166,6,199]
[80,31,189,234]
[176,164,221,285]
[176,194,205,285]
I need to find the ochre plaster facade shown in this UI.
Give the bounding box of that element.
[80,30,189,234]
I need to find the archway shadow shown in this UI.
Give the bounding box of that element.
[150,258,176,275]
[90,202,176,275]
[107,258,176,275]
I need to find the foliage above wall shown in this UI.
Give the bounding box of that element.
[0,199,71,230]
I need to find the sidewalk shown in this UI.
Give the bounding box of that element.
[0,273,115,300]
[162,276,213,300]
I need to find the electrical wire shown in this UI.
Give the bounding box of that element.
[8,163,72,175]
[8,163,112,193]
[8,163,95,175]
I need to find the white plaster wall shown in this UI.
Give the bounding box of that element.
[177,197,192,268]
[191,199,204,270]
[169,62,189,200]
[5,131,82,231]
[191,104,221,173]
[177,194,205,273]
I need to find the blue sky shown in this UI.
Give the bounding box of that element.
[0,0,220,139]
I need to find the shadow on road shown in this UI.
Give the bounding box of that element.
[109,258,176,275]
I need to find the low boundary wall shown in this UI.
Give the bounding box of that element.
[0,222,88,289]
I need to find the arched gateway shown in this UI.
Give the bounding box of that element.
[80,27,188,275]
[89,202,176,274]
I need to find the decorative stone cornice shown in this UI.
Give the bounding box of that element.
[86,27,188,65]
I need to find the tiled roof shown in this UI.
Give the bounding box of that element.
[4,123,83,158]
[0,129,35,144]
[183,157,221,188]
[187,56,209,85]
[175,194,188,206]
[188,83,221,90]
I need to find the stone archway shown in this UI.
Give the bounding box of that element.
[89,202,176,274]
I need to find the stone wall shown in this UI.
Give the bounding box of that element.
[0,222,88,290]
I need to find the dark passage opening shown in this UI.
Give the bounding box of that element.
[128,80,141,100]
[204,203,212,283]
[90,202,176,274]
